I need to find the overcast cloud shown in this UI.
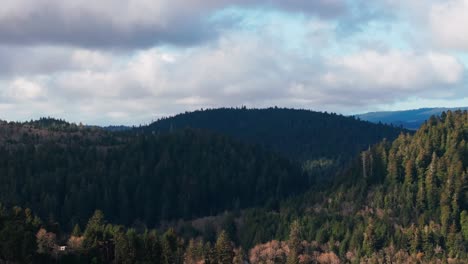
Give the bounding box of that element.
[0,0,467,125]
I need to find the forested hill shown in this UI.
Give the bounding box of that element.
[0,111,466,263]
[142,108,406,162]
[0,121,305,228]
[237,110,467,262]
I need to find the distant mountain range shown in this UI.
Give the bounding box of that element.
[356,107,468,130]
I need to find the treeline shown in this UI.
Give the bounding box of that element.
[0,206,344,264]
[5,204,465,264]
[143,107,405,162]
[0,125,305,229]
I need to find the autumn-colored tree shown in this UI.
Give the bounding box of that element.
[249,240,288,264]
[316,252,340,264]
[36,228,57,254]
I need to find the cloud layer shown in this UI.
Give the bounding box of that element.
[0,0,467,124]
[0,0,345,48]
[429,0,468,51]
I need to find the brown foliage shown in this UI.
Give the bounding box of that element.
[316,252,340,264]
[249,240,289,264]
[67,236,84,251]
[36,228,57,254]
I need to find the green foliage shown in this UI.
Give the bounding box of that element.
[461,211,468,242]
[234,110,468,261]
[0,206,39,263]
[286,220,301,264]
[83,210,106,249]
[0,123,306,228]
[161,228,178,264]
[0,110,465,263]
[144,107,405,163]
[221,212,237,244]
[71,224,81,236]
[215,230,234,264]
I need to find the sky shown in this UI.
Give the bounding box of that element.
[0,0,467,125]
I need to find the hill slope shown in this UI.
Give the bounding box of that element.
[238,110,467,261]
[143,108,406,163]
[0,122,305,228]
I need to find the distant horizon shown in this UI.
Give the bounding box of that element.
[1,105,467,127]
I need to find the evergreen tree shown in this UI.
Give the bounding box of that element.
[83,210,106,249]
[233,247,245,264]
[362,219,376,256]
[461,210,468,242]
[425,153,437,212]
[215,230,234,264]
[161,228,178,264]
[287,220,301,264]
[203,242,216,264]
[72,224,82,237]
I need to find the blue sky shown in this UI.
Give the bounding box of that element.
[0,0,467,125]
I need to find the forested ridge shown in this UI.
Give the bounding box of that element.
[143,108,405,162]
[0,119,306,229]
[0,110,466,263]
[0,108,404,231]
[227,110,468,263]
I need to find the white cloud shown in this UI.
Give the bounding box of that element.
[324,50,464,91]
[1,30,463,124]
[429,0,468,51]
[4,78,45,101]
[71,50,113,70]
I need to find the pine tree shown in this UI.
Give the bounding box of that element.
[115,231,131,264]
[233,247,245,264]
[362,219,376,256]
[203,242,216,264]
[287,220,301,264]
[461,211,468,242]
[215,230,234,264]
[416,177,426,212]
[83,210,106,249]
[404,159,415,187]
[161,228,177,264]
[71,224,81,237]
[410,225,421,254]
[421,226,433,258]
[142,230,161,262]
[185,239,198,264]
[425,153,437,212]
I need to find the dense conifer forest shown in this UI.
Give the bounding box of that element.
[143,108,405,162]
[0,120,305,228]
[0,109,466,263]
